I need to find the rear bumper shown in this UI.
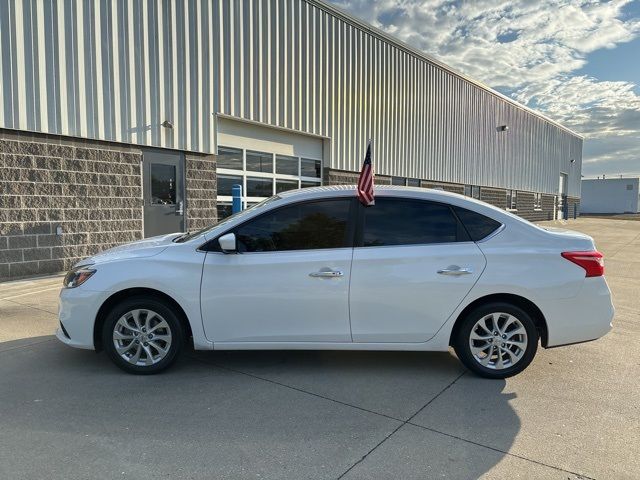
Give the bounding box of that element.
[543,277,614,347]
[57,287,107,350]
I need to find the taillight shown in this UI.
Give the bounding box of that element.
[561,251,604,277]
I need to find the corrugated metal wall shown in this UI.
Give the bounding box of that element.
[0,0,582,196]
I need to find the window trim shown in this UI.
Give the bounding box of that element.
[354,197,472,248]
[200,197,359,253]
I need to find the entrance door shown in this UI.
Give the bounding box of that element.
[143,149,185,237]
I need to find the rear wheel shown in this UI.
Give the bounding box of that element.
[453,302,538,379]
[102,296,184,374]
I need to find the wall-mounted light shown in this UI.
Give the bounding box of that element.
[497,125,509,132]
[161,120,173,129]
[570,159,576,164]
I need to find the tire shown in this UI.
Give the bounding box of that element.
[102,295,184,375]
[453,302,539,379]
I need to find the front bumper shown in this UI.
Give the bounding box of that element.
[58,287,109,350]
[544,276,614,347]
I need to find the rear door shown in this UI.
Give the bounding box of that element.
[349,197,486,343]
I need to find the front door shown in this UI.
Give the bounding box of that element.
[349,197,486,343]
[143,150,185,237]
[200,198,356,343]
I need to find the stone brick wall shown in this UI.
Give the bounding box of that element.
[185,153,217,231]
[1,132,143,281]
[323,168,359,185]
[480,187,508,210]
[566,196,580,219]
[516,192,556,222]
[420,180,465,194]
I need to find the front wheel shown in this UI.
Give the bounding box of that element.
[102,296,184,374]
[453,302,539,379]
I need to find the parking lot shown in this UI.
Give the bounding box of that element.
[1,217,638,479]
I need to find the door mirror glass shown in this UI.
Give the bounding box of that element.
[218,233,237,253]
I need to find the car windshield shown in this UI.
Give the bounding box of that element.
[173,196,281,243]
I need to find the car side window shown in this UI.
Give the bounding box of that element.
[362,198,469,247]
[452,206,502,241]
[234,199,353,252]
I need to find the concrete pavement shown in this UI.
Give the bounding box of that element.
[0,217,638,479]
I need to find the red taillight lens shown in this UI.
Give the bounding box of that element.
[561,251,604,277]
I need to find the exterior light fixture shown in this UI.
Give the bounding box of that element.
[161,120,173,129]
[497,125,509,132]
[570,159,576,164]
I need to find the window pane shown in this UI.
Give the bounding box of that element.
[276,155,299,175]
[217,202,232,221]
[363,199,460,247]
[217,174,243,197]
[276,179,299,193]
[471,186,481,199]
[407,178,420,187]
[453,207,502,241]
[464,185,472,197]
[391,176,405,186]
[217,147,243,170]
[246,151,273,173]
[301,158,321,178]
[235,199,352,252]
[246,177,273,197]
[301,180,321,189]
[150,164,176,205]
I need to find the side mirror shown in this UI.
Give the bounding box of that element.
[218,233,237,253]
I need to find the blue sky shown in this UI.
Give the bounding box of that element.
[328,0,640,177]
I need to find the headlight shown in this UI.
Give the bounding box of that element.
[63,268,96,288]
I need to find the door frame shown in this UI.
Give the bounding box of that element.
[142,148,187,237]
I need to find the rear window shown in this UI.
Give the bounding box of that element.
[453,207,502,241]
[362,198,469,247]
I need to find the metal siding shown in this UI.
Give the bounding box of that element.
[1,0,582,196]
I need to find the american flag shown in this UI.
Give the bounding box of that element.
[357,141,374,206]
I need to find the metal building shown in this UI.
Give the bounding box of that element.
[0,0,583,281]
[581,178,640,214]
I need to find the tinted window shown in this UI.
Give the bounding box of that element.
[362,198,466,247]
[276,155,298,175]
[246,151,273,173]
[218,174,243,196]
[235,199,352,252]
[301,158,322,178]
[217,147,243,170]
[453,207,502,241]
[246,177,273,197]
[150,164,176,205]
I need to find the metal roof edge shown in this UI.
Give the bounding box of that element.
[307,0,584,139]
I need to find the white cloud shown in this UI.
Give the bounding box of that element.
[328,0,640,175]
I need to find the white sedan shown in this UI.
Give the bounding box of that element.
[57,186,614,378]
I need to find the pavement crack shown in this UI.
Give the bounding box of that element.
[405,421,596,480]
[3,298,58,317]
[336,370,467,479]
[184,353,402,423]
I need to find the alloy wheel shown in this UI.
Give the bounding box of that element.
[468,312,528,370]
[112,309,172,366]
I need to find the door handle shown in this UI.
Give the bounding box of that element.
[437,266,473,276]
[309,270,344,278]
[176,201,184,215]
